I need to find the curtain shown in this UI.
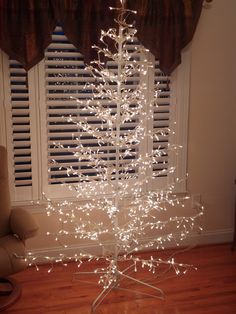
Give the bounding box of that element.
[0,0,204,74]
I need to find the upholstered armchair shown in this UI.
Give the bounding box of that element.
[0,145,38,311]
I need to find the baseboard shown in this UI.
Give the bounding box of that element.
[28,228,234,262]
[189,228,234,246]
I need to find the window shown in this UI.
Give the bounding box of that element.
[0,26,190,204]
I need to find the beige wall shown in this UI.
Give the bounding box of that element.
[188,0,236,235]
[27,0,236,253]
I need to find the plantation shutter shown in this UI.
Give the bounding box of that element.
[43,26,108,185]
[152,61,171,179]
[0,54,36,202]
[42,26,141,189]
[9,60,32,187]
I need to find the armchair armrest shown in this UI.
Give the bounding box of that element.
[10,208,38,240]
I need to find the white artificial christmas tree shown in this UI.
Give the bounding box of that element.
[28,1,203,310]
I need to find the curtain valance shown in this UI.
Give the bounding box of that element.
[0,0,204,74]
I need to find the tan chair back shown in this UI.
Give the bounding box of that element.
[0,146,11,237]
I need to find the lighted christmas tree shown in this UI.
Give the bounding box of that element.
[28,1,203,310]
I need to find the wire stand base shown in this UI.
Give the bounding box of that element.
[74,264,165,313]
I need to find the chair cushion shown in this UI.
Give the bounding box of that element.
[10,208,38,240]
[0,235,27,277]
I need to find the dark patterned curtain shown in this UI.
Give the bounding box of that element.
[0,0,204,74]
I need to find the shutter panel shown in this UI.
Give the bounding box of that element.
[152,61,171,178]
[9,60,32,187]
[44,27,141,186]
[45,26,102,184]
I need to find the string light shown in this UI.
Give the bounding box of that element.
[22,2,204,306]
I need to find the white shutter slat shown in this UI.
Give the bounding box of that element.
[13,134,31,140]
[47,131,138,139]
[11,100,30,107]
[48,139,138,149]
[46,83,140,93]
[47,43,78,50]
[47,100,117,106]
[12,117,30,124]
[9,68,26,74]
[49,149,137,158]
[51,34,70,41]
[155,100,170,106]
[46,76,95,83]
[13,163,32,170]
[12,125,30,132]
[48,172,138,184]
[47,118,138,128]
[14,156,31,163]
[153,121,169,128]
[12,109,30,115]
[45,51,83,58]
[13,148,32,155]
[46,92,113,99]
[48,144,137,153]
[48,158,135,168]
[46,84,94,91]
[46,93,94,98]
[10,77,27,83]
[13,179,32,185]
[11,93,29,98]
[15,172,32,178]
[45,60,84,66]
[46,68,90,75]
[10,85,28,90]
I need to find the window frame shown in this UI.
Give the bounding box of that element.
[0,44,190,207]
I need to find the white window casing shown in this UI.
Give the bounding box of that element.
[0,27,190,205]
